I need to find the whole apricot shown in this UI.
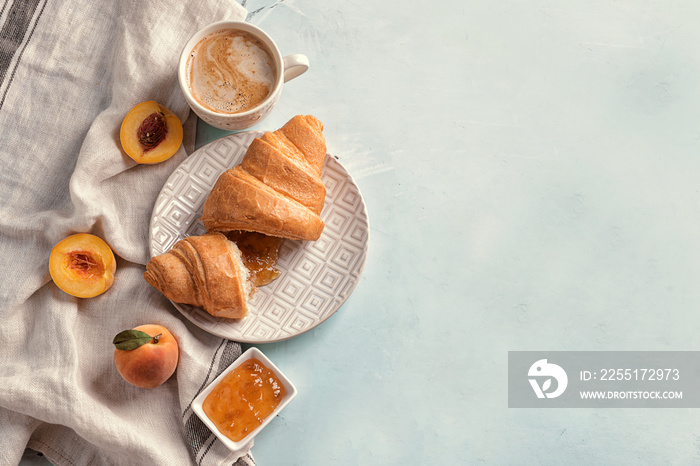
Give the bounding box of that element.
[113,324,179,389]
[49,233,116,298]
[120,101,183,164]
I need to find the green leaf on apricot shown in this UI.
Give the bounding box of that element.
[113,329,160,351]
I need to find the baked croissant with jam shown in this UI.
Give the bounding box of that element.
[145,116,328,320]
[144,233,253,319]
[201,115,327,241]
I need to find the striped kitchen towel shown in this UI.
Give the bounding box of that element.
[0,0,254,465]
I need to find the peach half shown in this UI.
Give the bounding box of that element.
[113,324,179,389]
[49,233,116,298]
[120,101,183,164]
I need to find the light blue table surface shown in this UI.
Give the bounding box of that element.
[23,0,700,464]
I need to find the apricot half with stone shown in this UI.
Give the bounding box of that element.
[120,101,183,164]
[49,233,116,298]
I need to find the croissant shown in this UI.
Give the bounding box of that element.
[144,233,253,319]
[201,115,327,241]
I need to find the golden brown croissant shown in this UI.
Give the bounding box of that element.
[144,233,253,319]
[201,115,327,241]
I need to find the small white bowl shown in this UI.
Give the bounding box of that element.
[191,346,298,451]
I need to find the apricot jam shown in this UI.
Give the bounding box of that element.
[226,231,283,286]
[203,358,286,442]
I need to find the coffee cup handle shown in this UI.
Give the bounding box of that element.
[283,54,310,82]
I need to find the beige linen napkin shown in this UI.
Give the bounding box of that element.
[0,0,255,464]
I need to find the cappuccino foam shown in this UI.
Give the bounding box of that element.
[187,29,276,114]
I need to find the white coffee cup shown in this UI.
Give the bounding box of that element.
[178,21,309,131]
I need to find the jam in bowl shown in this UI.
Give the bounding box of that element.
[191,346,298,451]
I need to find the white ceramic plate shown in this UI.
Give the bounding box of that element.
[148,131,370,343]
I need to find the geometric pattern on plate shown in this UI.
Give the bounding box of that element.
[149,131,370,343]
